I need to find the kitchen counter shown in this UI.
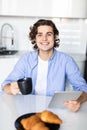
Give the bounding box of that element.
[0,92,87,130]
[0,50,86,61]
[0,50,26,58]
[69,53,86,61]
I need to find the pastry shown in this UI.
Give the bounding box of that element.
[21,115,41,130]
[20,110,62,130]
[31,122,49,130]
[40,110,62,124]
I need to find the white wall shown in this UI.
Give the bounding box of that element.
[0,16,87,54]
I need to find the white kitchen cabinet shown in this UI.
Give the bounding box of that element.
[51,0,87,18]
[0,0,87,18]
[0,0,51,16]
[0,57,18,89]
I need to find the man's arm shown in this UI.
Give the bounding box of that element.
[77,91,87,104]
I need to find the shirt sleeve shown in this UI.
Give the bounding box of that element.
[66,57,87,92]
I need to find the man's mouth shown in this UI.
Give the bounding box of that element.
[41,42,49,45]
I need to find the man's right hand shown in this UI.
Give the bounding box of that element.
[3,82,21,95]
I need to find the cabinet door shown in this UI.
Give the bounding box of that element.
[0,0,87,18]
[0,58,18,89]
[0,0,49,16]
[51,0,87,18]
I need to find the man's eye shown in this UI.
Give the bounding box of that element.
[48,34,51,36]
[47,33,53,36]
[37,34,42,37]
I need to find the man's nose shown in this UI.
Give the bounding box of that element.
[43,35,47,40]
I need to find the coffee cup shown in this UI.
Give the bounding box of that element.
[17,77,32,95]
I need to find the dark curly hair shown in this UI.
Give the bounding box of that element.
[29,19,60,50]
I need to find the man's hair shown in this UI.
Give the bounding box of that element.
[29,19,60,50]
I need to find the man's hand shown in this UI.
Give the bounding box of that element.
[10,82,20,95]
[64,100,80,112]
[4,82,21,95]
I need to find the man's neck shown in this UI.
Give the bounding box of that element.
[38,49,54,61]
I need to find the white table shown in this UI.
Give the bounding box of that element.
[0,92,87,130]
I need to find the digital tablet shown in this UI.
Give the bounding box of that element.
[48,91,82,109]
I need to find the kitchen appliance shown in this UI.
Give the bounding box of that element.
[0,23,18,55]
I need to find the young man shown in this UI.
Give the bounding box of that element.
[1,19,87,112]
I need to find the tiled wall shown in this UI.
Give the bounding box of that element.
[0,16,87,54]
[52,18,87,54]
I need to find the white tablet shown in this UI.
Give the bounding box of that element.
[48,91,82,109]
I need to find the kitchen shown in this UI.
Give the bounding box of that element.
[0,0,87,130]
[0,0,87,89]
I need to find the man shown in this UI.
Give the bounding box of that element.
[1,19,87,112]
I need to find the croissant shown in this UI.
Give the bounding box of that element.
[21,110,62,130]
[21,115,41,130]
[31,122,50,130]
[39,110,62,124]
[35,112,41,118]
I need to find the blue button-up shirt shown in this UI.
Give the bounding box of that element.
[1,49,87,96]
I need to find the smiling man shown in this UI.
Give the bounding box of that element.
[1,19,87,112]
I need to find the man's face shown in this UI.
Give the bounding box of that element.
[35,25,55,52]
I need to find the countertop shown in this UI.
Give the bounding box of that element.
[0,50,86,61]
[0,50,26,58]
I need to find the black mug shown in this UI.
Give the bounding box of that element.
[17,77,32,95]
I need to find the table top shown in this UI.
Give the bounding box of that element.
[0,92,87,130]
